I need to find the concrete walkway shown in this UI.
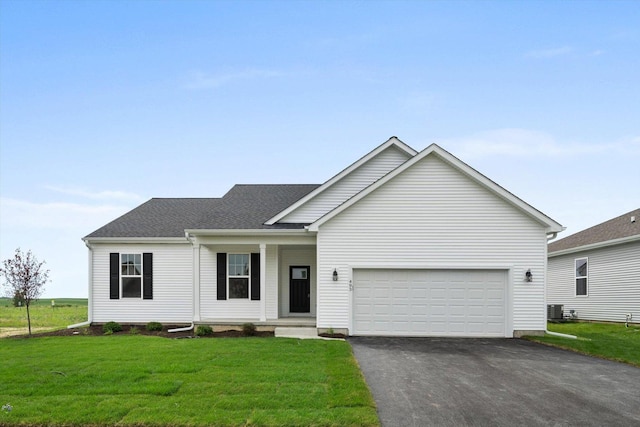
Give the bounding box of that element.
[274,327,343,340]
[274,327,320,339]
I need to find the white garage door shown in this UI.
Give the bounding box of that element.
[353,269,507,337]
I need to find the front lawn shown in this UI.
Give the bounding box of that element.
[526,321,640,367]
[0,336,378,426]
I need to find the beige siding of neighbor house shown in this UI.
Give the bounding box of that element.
[315,154,549,335]
[91,243,193,323]
[548,241,640,323]
[280,145,412,223]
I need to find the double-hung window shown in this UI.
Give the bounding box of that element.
[228,254,250,299]
[109,252,152,300]
[575,257,588,296]
[121,254,142,298]
[216,252,260,301]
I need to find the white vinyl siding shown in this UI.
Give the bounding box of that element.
[316,154,548,335]
[548,241,640,323]
[280,145,411,223]
[91,243,192,323]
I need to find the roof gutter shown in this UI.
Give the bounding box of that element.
[82,237,190,244]
[184,229,314,237]
[68,240,94,329]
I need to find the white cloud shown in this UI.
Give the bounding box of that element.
[0,197,131,230]
[44,185,143,201]
[0,195,139,298]
[437,128,640,160]
[184,68,288,89]
[525,46,572,59]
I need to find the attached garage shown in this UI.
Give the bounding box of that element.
[352,269,508,337]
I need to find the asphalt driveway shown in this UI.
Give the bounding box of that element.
[349,337,640,427]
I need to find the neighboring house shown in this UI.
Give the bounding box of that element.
[547,209,640,324]
[83,137,563,337]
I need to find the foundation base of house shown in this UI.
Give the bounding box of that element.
[513,330,545,338]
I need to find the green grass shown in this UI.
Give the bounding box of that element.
[0,335,378,426]
[526,321,640,367]
[0,298,87,331]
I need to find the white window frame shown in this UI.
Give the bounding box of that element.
[575,257,588,297]
[121,253,143,299]
[227,253,251,299]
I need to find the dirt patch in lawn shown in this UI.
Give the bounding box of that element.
[0,327,52,338]
[4,324,274,339]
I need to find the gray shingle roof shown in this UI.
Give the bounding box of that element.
[548,208,640,254]
[84,184,320,238]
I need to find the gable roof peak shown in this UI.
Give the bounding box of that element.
[264,136,418,225]
[308,141,563,233]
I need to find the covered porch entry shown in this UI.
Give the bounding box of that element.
[186,230,317,326]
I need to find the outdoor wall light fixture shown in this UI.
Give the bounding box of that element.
[333,269,338,281]
[525,269,533,282]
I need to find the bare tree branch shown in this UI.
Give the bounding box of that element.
[1,248,50,336]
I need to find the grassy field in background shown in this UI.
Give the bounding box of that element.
[0,298,87,332]
[0,335,379,426]
[526,321,640,367]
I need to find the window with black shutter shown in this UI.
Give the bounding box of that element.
[109,252,153,299]
[217,252,260,300]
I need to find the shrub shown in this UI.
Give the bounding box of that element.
[242,322,256,336]
[102,321,122,334]
[146,322,163,332]
[195,325,213,336]
[129,327,140,335]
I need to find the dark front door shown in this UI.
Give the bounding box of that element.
[290,266,310,313]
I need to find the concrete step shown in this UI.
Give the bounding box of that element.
[274,327,320,339]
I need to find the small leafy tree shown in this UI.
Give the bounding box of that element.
[0,249,50,336]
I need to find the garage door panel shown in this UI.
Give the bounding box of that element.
[353,269,507,337]
[411,304,427,315]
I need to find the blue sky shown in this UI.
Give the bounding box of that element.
[1,0,638,298]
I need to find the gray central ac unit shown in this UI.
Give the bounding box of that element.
[547,304,564,320]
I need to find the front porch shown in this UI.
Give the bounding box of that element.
[186,230,318,324]
[197,317,316,328]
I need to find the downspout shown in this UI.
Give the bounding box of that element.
[168,323,194,333]
[68,241,94,329]
[544,230,577,339]
[545,329,577,339]
[167,232,197,334]
[544,227,578,340]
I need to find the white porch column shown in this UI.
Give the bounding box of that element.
[193,243,201,322]
[260,243,267,321]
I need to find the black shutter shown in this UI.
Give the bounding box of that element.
[143,253,153,299]
[251,253,260,300]
[109,253,120,299]
[217,252,227,300]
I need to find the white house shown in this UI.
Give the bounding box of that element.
[547,209,640,324]
[83,137,563,337]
